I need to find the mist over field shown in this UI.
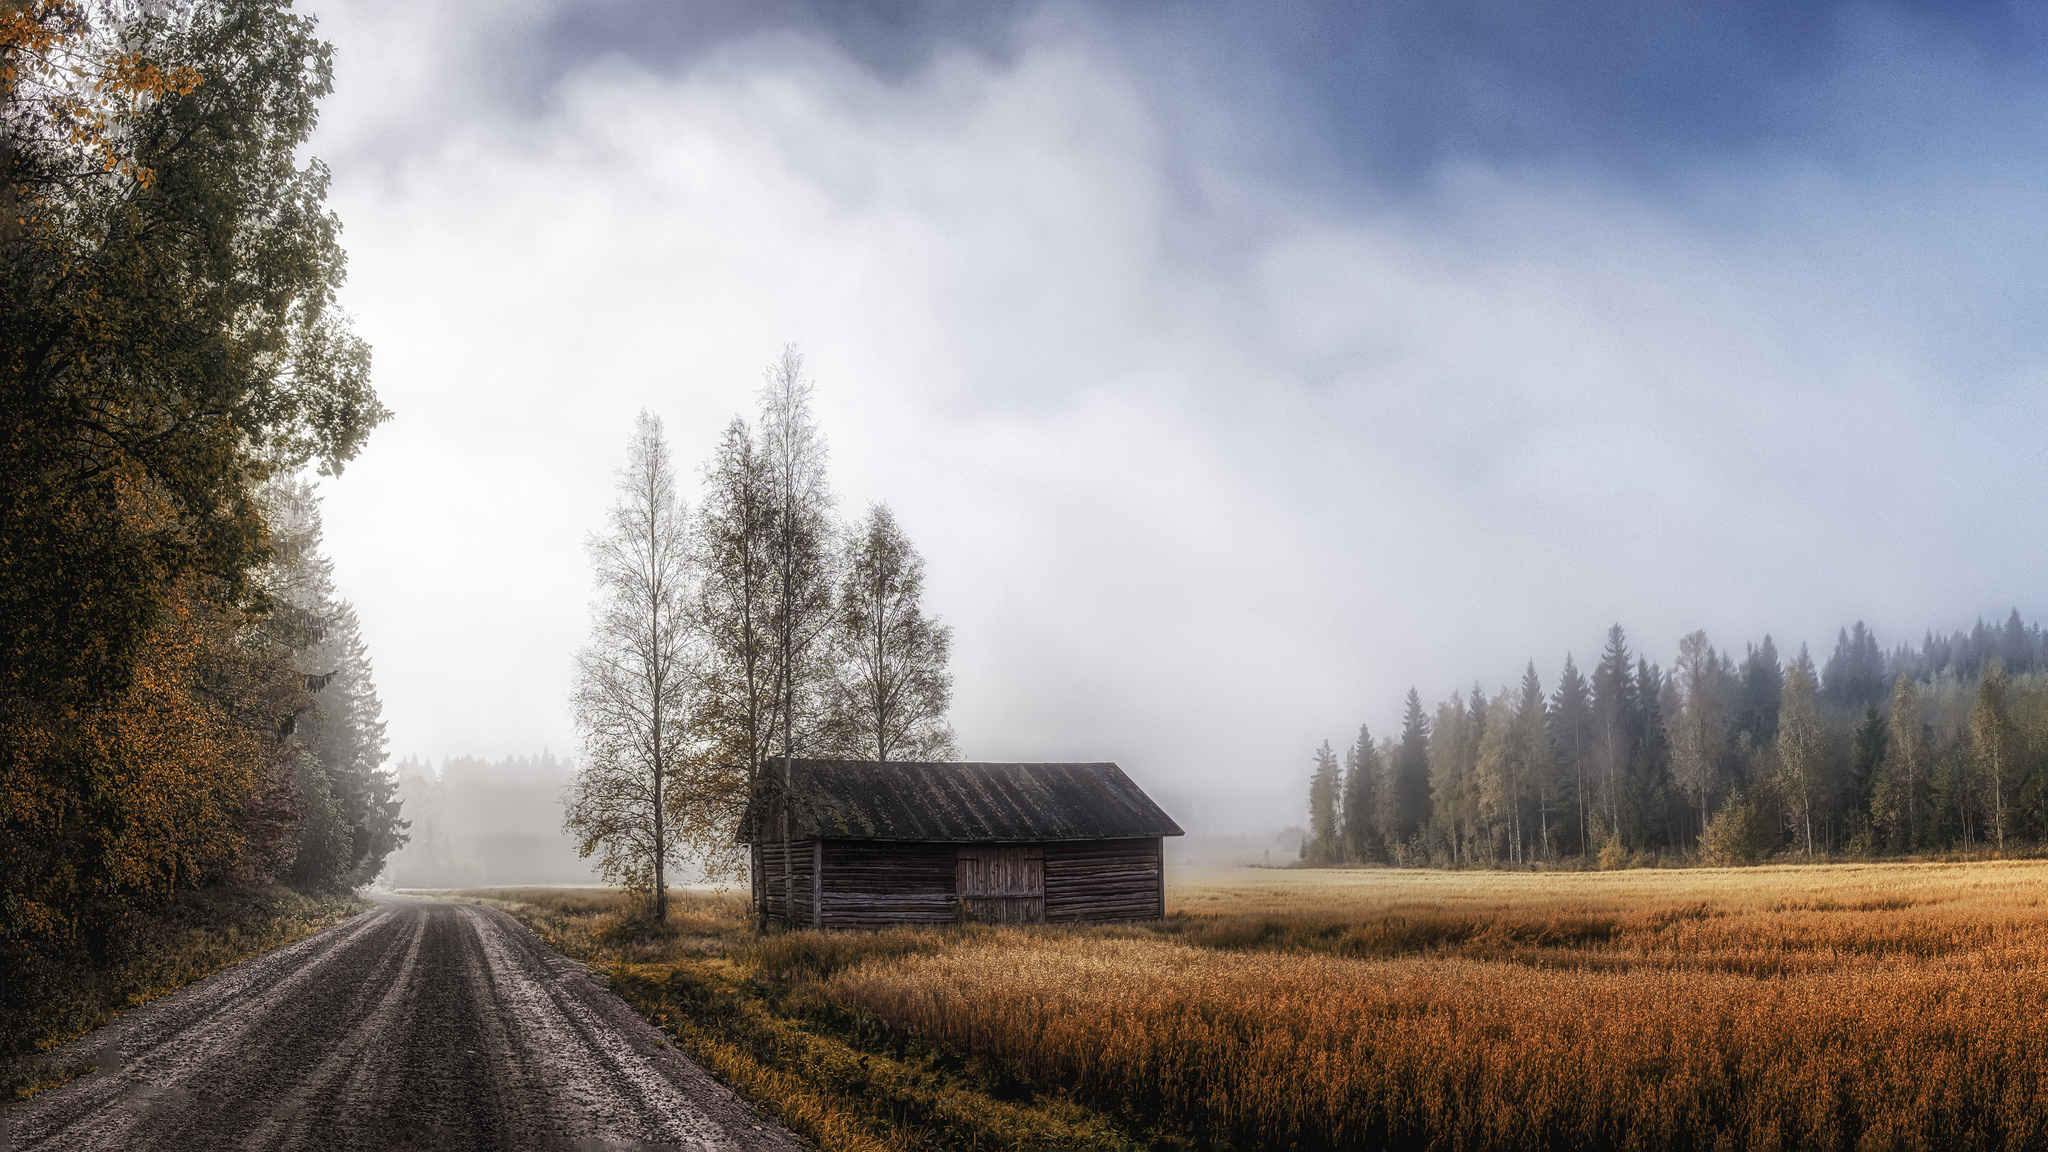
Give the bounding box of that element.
[302,0,2048,836]
[20,4,2048,1146]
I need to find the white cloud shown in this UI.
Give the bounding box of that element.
[307,1,2048,832]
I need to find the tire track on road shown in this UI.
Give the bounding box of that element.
[5,899,799,1151]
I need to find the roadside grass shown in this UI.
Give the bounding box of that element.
[2,884,368,1101]
[473,862,2048,1151]
[453,888,1150,1152]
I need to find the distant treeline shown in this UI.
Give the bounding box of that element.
[386,754,601,888]
[1304,612,2048,867]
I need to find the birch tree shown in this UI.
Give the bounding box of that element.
[760,347,838,925]
[830,504,957,761]
[566,412,695,921]
[1971,661,2018,851]
[1874,674,1926,851]
[1474,689,1520,864]
[1669,630,1731,846]
[1774,657,1826,857]
[693,418,779,852]
[1430,692,1481,864]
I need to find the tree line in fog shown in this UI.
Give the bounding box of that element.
[1303,613,2048,867]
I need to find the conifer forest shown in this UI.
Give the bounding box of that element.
[1303,615,2048,868]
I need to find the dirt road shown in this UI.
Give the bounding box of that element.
[4,899,803,1151]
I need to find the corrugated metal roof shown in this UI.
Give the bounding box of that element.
[749,760,1184,843]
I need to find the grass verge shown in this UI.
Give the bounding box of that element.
[456,865,2048,1152]
[2,883,369,1101]
[448,888,1155,1152]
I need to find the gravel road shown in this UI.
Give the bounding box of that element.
[3,899,804,1151]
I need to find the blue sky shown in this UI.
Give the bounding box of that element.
[305,0,2048,832]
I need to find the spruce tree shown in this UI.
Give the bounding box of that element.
[1306,741,1342,865]
[1591,626,1639,844]
[1734,637,1784,792]
[1549,656,1593,856]
[1390,689,1432,847]
[1517,663,1552,860]
[1844,707,1886,850]
[1343,725,1384,864]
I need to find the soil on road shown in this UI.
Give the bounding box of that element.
[4,899,804,1151]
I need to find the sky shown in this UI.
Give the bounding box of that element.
[304,0,2048,834]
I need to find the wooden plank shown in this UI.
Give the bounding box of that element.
[801,836,1173,928]
[1043,837,1163,924]
[817,840,957,929]
[958,844,1045,924]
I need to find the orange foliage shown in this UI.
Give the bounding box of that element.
[0,471,306,941]
[1,1,202,192]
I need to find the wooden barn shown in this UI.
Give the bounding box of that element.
[744,760,1184,929]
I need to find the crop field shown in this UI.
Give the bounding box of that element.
[476,861,2048,1151]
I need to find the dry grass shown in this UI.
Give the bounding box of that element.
[819,861,2048,1150]
[457,887,1143,1152]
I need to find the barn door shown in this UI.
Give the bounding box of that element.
[956,845,1044,924]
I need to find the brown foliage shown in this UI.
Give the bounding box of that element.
[0,563,309,940]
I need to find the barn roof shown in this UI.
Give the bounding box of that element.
[749,760,1184,843]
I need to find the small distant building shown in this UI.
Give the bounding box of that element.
[742,759,1184,929]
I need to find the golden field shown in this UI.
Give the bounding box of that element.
[472,861,2048,1151]
[834,862,2048,1150]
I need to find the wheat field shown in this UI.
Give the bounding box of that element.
[821,862,2048,1150]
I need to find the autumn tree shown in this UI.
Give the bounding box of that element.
[829,504,956,762]
[759,348,838,925]
[5,0,382,707]
[1474,688,1520,864]
[693,417,778,856]
[2,0,385,946]
[566,413,696,921]
[1514,664,1551,860]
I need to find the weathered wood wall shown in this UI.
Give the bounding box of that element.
[957,844,1046,924]
[1044,837,1163,923]
[817,840,958,928]
[753,839,820,927]
[752,834,1166,928]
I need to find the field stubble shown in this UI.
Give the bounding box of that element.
[469,863,2048,1151]
[824,863,2048,1150]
